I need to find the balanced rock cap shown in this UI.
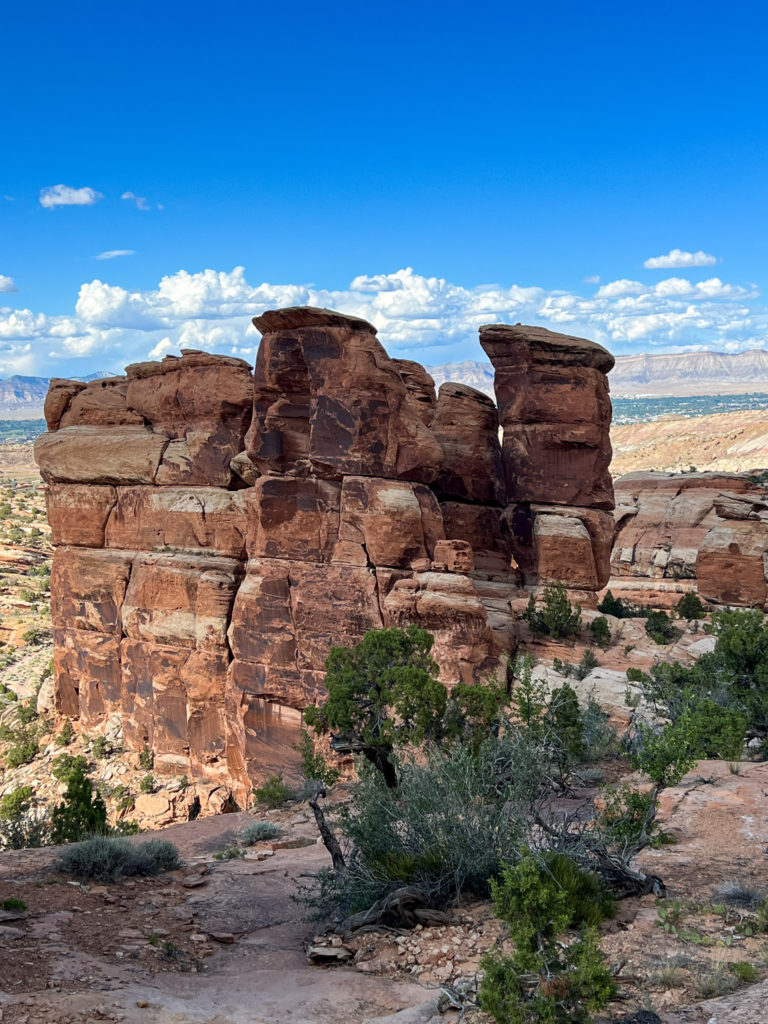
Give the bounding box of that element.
[479,323,615,373]
[253,306,377,335]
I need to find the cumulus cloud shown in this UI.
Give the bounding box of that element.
[39,184,103,209]
[1,265,766,378]
[97,249,135,260]
[644,248,718,269]
[0,275,18,293]
[121,191,150,211]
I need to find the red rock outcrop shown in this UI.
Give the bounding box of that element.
[39,308,621,798]
[479,324,615,588]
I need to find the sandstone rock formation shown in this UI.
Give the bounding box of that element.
[610,470,768,609]
[480,324,615,589]
[38,309,618,796]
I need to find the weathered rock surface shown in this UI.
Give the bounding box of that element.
[246,308,442,483]
[40,308,623,794]
[480,323,614,510]
[611,472,756,580]
[697,519,768,607]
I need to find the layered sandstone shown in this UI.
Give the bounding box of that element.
[479,324,615,589]
[610,470,768,609]
[39,309,618,796]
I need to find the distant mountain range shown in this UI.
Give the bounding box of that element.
[428,350,768,399]
[0,372,113,420]
[3,350,768,420]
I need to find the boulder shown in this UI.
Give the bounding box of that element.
[503,504,613,589]
[480,323,614,510]
[35,426,168,484]
[697,520,768,607]
[393,359,437,425]
[44,378,86,430]
[431,382,503,504]
[338,476,443,568]
[246,307,442,483]
[244,477,341,563]
[432,539,474,574]
[59,377,143,428]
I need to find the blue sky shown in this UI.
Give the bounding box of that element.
[2,0,767,377]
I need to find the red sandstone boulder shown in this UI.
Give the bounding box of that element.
[244,477,341,563]
[433,539,474,574]
[697,520,768,607]
[35,426,168,484]
[246,308,442,483]
[59,377,143,428]
[44,379,86,430]
[393,359,437,426]
[480,324,614,510]
[338,476,443,568]
[432,382,503,504]
[503,503,612,589]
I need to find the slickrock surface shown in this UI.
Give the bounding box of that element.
[37,310,617,794]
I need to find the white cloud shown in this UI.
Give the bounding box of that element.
[644,248,718,269]
[0,265,765,377]
[97,249,135,260]
[148,337,175,359]
[39,184,103,209]
[583,275,600,285]
[0,275,18,293]
[595,279,646,299]
[121,191,150,211]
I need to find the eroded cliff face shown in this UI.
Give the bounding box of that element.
[36,309,615,797]
[611,471,768,609]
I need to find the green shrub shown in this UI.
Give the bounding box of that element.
[625,667,649,684]
[242,821,281,845]
[294,730,341,787]
[55,835,180,881]
[0,785,33,820]
[214,847,245,860]
[139,774,155,794]
[730,962,759,983]
[91,735,110,759]
[676,592,707,621]
[597,590,633,619]
[589,616,611,648]
[4,733,38,768]
[52,754,89,783]
[1,897,27,911]
[315,734,552,916]
[573,648,599,681]
[253,774,291,808]
[0,812,51,850]
[479,852,616,1024]
[523,583,582,640]
[644,609,681,646]
[50,765,108,844]
[56,719,75,747]
[138,745,154,771]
